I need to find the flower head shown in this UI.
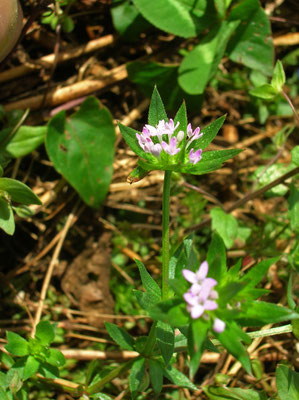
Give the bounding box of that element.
[135,119,203,165]
[183,261,225,333]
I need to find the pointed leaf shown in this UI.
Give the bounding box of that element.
[189,319,209,378]
[47,348,65,368]
[163,364,197,390]
[156,321,174,365]
[148,86,168,126]
[250,84,277,99]
[192,115,226,151]
[148,360,163,394]
[271,60,285,92]
[105,322,135,351]
[207,233,227,281]
[129,358,146,400]
[240,257,279,289]
[134,289,160,311]
[135,259,161,298]
[216,323,251,373]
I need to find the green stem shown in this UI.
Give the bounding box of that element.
[86,359,136,395]
[162,170,172,300]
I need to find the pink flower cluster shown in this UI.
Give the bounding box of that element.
[136,119,203,164]
[182,261,225,333]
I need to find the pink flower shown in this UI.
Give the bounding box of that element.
[189,148,202,164]
[161,136,181,156]
[186,123,203,147]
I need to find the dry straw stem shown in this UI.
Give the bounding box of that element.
[0,35,114,83]
[4,64,127,111]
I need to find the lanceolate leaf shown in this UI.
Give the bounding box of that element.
[46,97,115,209]
[148,360,163,394]
[105,322,135,351]
[236,302,299,326]
[135,259,161,298]
[156,321,174,365]
[0,197,14,235]
[192,115,226,150]
[129,358,146,400]
[148,86,168,126]
[163,364,197,390]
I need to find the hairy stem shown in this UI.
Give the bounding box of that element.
[162,170,172,300]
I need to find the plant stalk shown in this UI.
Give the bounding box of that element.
[162,170,172,300]
[86,359,136,395]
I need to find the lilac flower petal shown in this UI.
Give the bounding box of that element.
[177,130,184,142]
[213,318,226,333]
[196,261,208,280]
[183,292,198,306]
[204,300,218,311]
[182,269,197,283]
[189,283,201,296]
[190,304,204,319]
[151,143,162,157]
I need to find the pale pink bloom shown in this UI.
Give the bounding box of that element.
[184,278,218,319]
[161,136,181,156]
[213,318,226,333]
[186,123,203,147]
[144,119,179,141]
[189,148,202,164]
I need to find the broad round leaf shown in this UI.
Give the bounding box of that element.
[46,97,115,209]
[35,321,55,346]
[5,331,29,356]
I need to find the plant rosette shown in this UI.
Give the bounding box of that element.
[119,87,242,176]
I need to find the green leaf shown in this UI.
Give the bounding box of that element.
[23,356,40,381]
[156,321,174,365]
[271,60,285,92]
[181,149,242,175]
[118,123,155,162]
[287,273,296,310]
[227,0,274,75]
[129,358,146,400]
[111,1,149,41]
[0,178,41,205]
[127,166,149,184]
[239,257,279,290]
[35,321,55,346]
[216,323,251,373]
[203,385,267,400]
[188,319,209,378]
[291,146,299,166]
[190,115,226,151]
[210,207,238,248]
[0,197,15,235]
[207,233,226,281]
[47,348,65,368]
[148,360,163,394]
[178,20,239,94]
[5,332,29,357]
[0,126,45,159]
[288,184,299,233]
[236,301,299,326]
[149,298,189,327]
[38,362,59,379]
[135,259,161,298]
[276,365,299,400]
[105,322,135,351]
[46,97,115,209]
[132,0,197,38]
[163,364,197,390]
[148,86,168,126]
[134,289,160,311]
[126,61,203,111]
[250,84,277,100]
